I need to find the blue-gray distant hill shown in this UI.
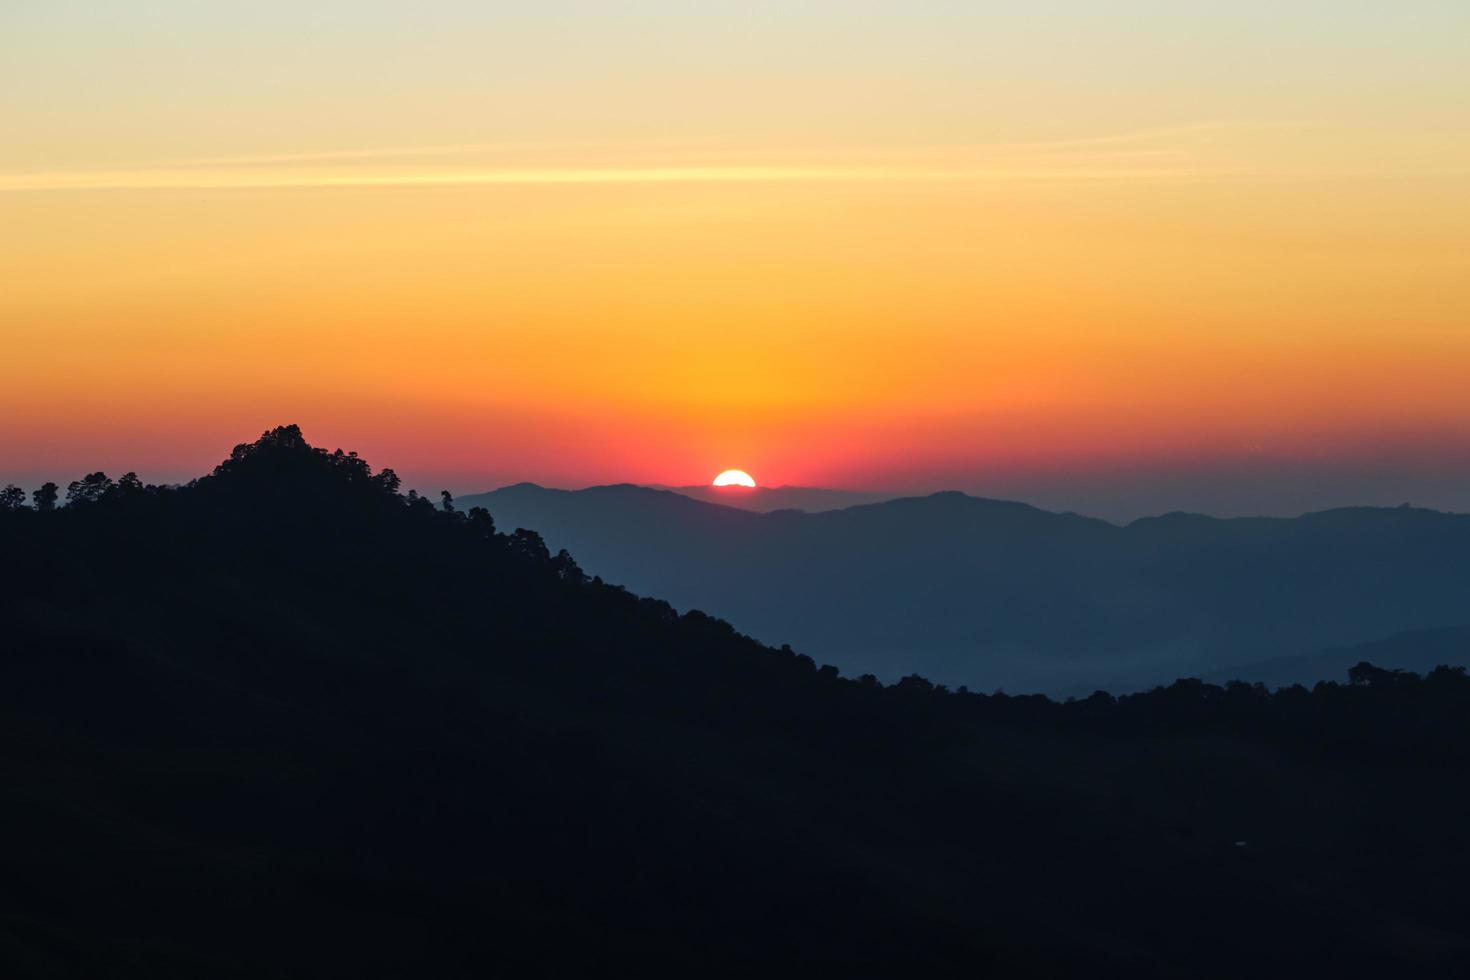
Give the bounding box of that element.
[1203,626,1470,690]
[458,485,1470,693]
[651,484,895,513]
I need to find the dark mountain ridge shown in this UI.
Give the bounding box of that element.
[6,427,1470,977]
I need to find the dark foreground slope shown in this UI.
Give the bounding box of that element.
[469,483,1470,691]
[4,428,1470,978]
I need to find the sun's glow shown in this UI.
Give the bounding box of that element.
[712,469,756,488]
[4,6,1470,511]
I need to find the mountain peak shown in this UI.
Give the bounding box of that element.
[201,424,403,506]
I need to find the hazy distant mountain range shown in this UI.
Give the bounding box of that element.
[648,484,895,513]
[458,483,1470,693]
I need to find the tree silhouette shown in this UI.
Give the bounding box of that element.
[0,485,24,511]
[551,548,587,584]
[66,472,114,506]
[468,506,497,537]
[508,527,551,563]
[32,481,58,512]
[116,472,146,497]
[1348,660,1410,689]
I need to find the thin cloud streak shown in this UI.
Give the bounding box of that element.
[4,164,1464,193]
[4,120,1462,192]
[0,120,1316,192]
[115,120,1307,170]
[144,136,744,169]
[0,164,1244,192]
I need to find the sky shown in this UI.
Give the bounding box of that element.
[3,1,1469,520]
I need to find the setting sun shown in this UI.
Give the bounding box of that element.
[712,469,756,488]
[6,3,1470,971]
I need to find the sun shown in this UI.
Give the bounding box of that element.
[712,469,756,488]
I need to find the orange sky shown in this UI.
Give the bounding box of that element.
[3,3,1469,518]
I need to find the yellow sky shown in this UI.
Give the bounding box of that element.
[3,2,1469,516]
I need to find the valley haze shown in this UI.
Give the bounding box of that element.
[459,482,1470,694]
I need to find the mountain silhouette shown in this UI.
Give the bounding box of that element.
[463,485,1470,692]
[6,426,1470,978]
[646,483,895,512]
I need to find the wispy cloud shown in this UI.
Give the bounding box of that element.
[0,163,1251,193]
[3,121,1462,193]
[137,121,1298,169]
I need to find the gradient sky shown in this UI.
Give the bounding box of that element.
[4,1,1469,519]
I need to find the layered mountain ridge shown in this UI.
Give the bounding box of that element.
[460,483,1470,692]
[6,427,1470,977]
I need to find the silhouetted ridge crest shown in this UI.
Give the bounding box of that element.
[199,424,403,510]
[7,424,1470,976]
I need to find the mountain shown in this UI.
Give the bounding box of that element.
[1204,626,1470,689]
[6,426,1470,977]
[463,485,1470,693]
[650,484,895,513]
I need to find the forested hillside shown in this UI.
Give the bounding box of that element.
[3,427,1469,978]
